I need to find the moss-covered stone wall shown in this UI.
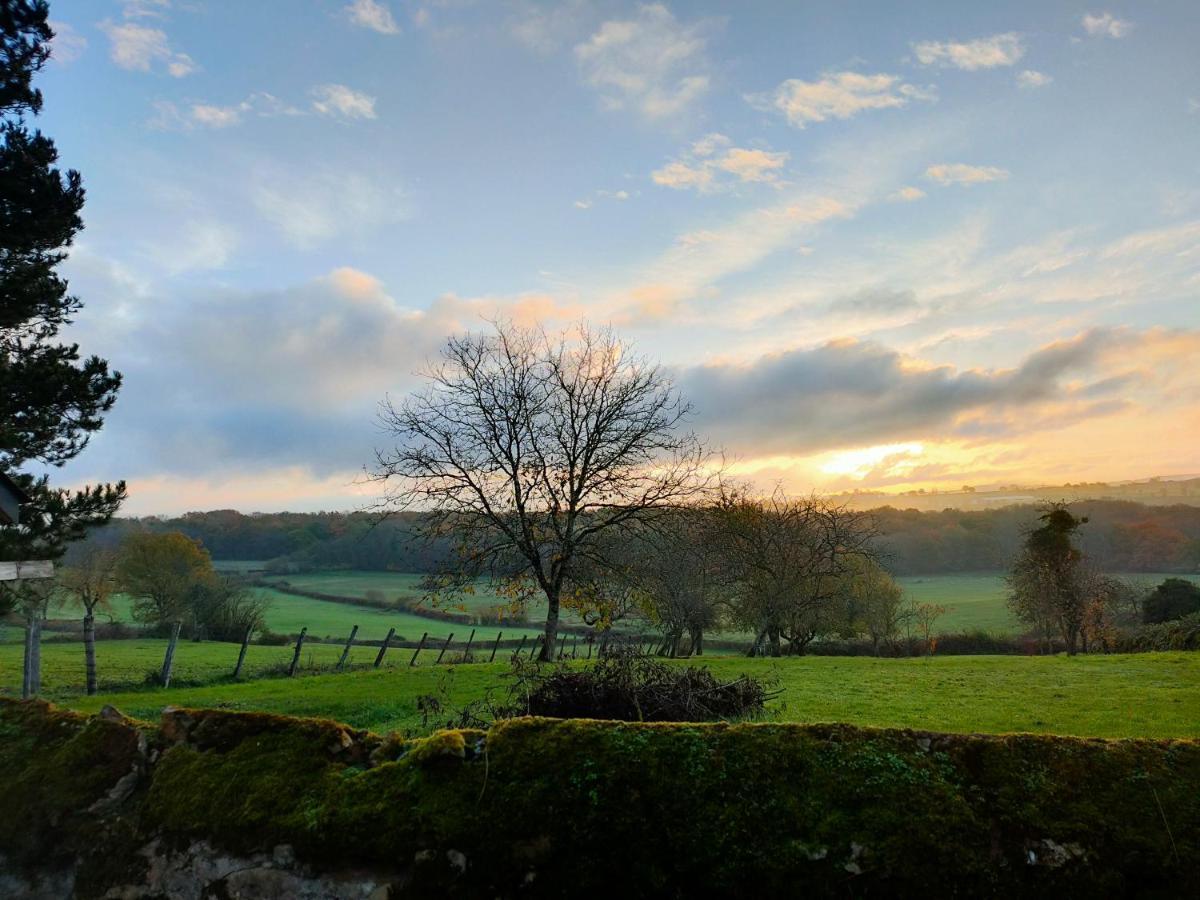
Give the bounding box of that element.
[1,698,1197,897]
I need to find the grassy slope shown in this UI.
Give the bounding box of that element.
[6,638,1195,739]
[95,586,546,644]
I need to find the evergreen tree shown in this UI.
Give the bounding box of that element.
[0,1,125,618]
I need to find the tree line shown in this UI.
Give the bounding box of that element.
[75,497,1200,578]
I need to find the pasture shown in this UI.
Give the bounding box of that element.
[261,569,1199,636]
[3,638,1196,739]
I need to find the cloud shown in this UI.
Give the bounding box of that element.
[100,19,195,76]
[54,264,587,488]
[252,166,408,246]
[345,0,400,35]
[925,163,1009,186]
[311,84,378,119]
[912,32,1024,70]
[1082,13,1132,39]
[48,20,87,64]
[1017,69,1052,89]
[509,0,590,52]
[750,72,935,128]
[575,4,711,120]
[681,328,1186,456]
[888,185,926,202]
[652,134,789,192]
[149,93,301,130]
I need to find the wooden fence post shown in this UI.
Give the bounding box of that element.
[409,632,427,666]
[374,626,395,668]
[233,625,252,679]
[512,634,527,660]
[463,628,476,661]
[571,636,578,659]
[337,625,359,671]
[435,632,455,664]
[160,621,183,688]
[489,631,503,662]
[288,627,307,677]
[586,637,593,660]
[557,633,567,659]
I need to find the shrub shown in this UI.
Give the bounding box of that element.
[1143,578,1200,624]
[255,629,289,646]
[1114,613,1200,652]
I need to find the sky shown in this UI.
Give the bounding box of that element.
[33,0,1200,515]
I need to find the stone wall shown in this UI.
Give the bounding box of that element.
[2,698,1198,897]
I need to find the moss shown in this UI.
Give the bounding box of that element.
[0,698,144,868]
[2,700,1199,897]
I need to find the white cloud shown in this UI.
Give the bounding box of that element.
[889,186,926,202]
[751,72,935,128]
[912,33,1024,70]
[311,84,378,120]
[1017,69,1052,89]
[575,4,710,120]
[49,20,87,64]
[120,0,171,18]
[100,19,195,76]
[149,93,301,131]
[345,0,400,35]
[925,163,1009,186]
[253,167,408,247]
[652,135,789,192]
[509,0,589,52]
[1082,12,1132,39]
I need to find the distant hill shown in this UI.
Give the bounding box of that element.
[832,476,1200,512]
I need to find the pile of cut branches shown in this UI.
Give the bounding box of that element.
[501,645,779,722]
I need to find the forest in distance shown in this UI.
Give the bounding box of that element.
[73,498,1200,578]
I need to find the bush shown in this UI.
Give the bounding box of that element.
[1143,578,1200,624]
[255,629,289,646]
[1114,613,1200,652]
[501,646,778,722]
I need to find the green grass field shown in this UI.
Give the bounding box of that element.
[264,570,1199,637]
[3,638,1196,739]
[24,571,1198,659]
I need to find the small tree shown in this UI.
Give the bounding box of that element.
[911,601,946,655]
[841,557,907,655]
[117,532,214,630]
[374,322,714,660]
[1006,503,1090,655]
[57,546,117,694]
[623,510,723,657]
[713,489,878,657]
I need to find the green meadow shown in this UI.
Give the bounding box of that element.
[2,638,1197,740]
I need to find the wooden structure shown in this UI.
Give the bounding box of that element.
[0,472,53,582]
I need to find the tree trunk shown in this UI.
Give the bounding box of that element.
[22,614,35,698]
[83,610,98,696]
[691,626,704,656]
[30,615,41,695]
[539,592,560,661]
[767,627,782,658]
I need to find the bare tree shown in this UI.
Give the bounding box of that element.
[911,601,947,655]
[58,547,117,695]
[624,510,723,657]
[713,489,879,657]
[373,322,715,660]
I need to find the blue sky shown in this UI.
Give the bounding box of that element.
[37,1,1200,513]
